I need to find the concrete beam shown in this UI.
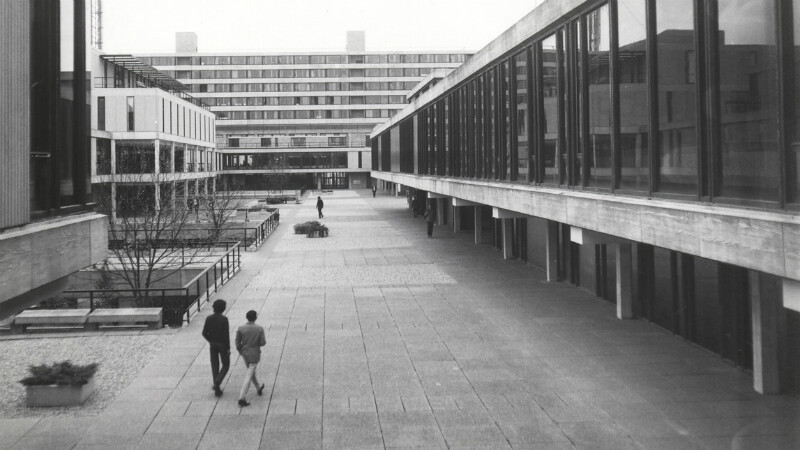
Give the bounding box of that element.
[571,227,629,245]
[428,192,449,199]
[370,171,800,283]
[492,207,527,220]
[783,279,800,312]
[452,198,480,207]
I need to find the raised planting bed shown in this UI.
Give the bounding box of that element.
[20,361,98,407]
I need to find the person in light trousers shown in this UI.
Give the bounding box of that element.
[235,310,266,406]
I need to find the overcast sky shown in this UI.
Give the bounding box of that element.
[100,0,544,54]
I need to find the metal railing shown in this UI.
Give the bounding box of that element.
[63,241,242,326]
[218,140,366,150]
[227,210,280,251]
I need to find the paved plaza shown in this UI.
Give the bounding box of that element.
[2,190,800,449]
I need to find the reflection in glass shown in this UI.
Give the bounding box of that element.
[542,33,560,184]
[475,78,484,177]
[501,60,511,180]
[514,50,530,182]
[717,0,779,201]
[618,0,649,191]
[656,0,697,194]
[488,68,497,179]
[586,6,612,188]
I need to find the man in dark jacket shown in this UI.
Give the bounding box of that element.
[202,299,230,397]
[316,196,324,218]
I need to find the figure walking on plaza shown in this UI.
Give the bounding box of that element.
[316,196,324,218]
[236,310,266,407]
[424,203,435,238]
[372,185,377,197]
[202,299,230,397]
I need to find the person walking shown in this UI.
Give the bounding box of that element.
[424,203,435,238]
[202,299,230,397]
[235,310,266,407]
[316,196,324,218]
[372,185,377,197]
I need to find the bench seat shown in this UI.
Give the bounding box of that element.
[87,308,163,329]
[13,309,91,333]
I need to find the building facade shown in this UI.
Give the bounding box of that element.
[0,0,107,319]
[371,0,800,394]
[90,54,217,217]
[137,33,470,190]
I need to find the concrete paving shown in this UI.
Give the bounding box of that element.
[3,189,800,449]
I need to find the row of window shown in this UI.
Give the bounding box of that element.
[226,136,350,148]
[96,140,214,175]
[375,0,800,209]
[173,67,437,80]
[218,109,395,120]
[221,152,350,170]
[191,81,418,93]
[142,54,469,66]
[205,95,406,107]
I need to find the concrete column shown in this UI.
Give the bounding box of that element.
[154,139,160,174]
[615,243,634,319]
[317,175,322,190]
[545,220,559,282]
[502,219,514,260]
[436,198,445,226]
[154,182,161,212]
[110,139,116,174]
[170,142,175,173]
[110,183,117,221]
[453,206,461,233]
[751,271,781,394]
[474,206,483,244]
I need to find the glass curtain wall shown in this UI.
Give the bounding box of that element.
[586,4,612,187]
[514,49,530,182]
[541,33,560,184]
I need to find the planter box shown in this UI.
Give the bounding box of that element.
[26,377,95,407]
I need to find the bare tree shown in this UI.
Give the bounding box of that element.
[204,179,245,243]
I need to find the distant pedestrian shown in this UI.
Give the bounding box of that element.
[424,204,434,238]
[236,310,266,407]
[316,196,324,218]
[202,299,230,397]
[187,197,194,211]
[194,198,200,215]
[372,185,377,197]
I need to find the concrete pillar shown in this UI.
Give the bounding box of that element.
[154,139,160,174]
[615,243,634,319]
[170,142,175,173]
[453,206,461,233]
[154,182,161,212]
[110,183,117,221]
[545,220,559,282]
[110,139,117,174]
[317,175,322,190]
[751,271,781,394]
[502,219,514,260]
[474,206,483,244]
[436,198,445,226]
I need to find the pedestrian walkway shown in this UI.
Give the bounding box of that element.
[3,190,799,449]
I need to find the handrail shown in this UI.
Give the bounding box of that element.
[63,241,244,326]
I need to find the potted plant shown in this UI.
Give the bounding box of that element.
[19,361,98,407]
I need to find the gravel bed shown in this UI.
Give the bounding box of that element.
[0,333,172,418]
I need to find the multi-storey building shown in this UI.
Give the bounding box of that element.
[0,0,108,319]
[371,0,800,394]
[138,32,471,190]
[90,53,217,217]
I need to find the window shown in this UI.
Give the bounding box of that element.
[328,136,346,146]
[229,138,239,148]
[261,137,272,147]
[98,96,105,131]
[541,33,560,184]
[126,96,135,131]
[291,137,306,147]
[618,0,649,192]
[586,5,612,188]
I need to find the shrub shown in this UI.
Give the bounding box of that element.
[294,221,321,234]
[19,361,99,387]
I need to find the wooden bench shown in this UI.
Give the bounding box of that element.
[86,308,163,330]
[12,309,91,333]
